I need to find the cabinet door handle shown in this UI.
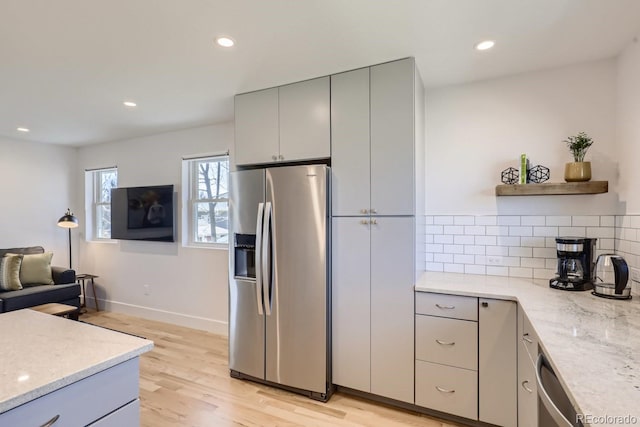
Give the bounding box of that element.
[522,333,533,344]
[435,386,455,394]
[278,155,284,160]
[370,208,377,214]
[435,304,455,310]
[521,380,533,393]
[435,339,455,346]
[360,209,368,214]
[370,219,377,225]
[272,155,278,161]
[40,415,60,427]
[360,219,369,225]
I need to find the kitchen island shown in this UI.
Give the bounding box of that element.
[416,272,640,426]
[0,309,153,425]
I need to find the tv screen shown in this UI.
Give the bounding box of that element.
[111,185,175,242]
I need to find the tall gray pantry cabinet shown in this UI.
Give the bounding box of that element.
[331,58,426,404]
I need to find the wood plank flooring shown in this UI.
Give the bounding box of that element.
[81,311,464,427]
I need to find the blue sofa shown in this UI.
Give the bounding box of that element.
[0,246,80,312]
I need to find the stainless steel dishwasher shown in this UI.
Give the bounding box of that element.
[536,352,584,427]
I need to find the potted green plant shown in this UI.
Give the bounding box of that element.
[563,132,593,182]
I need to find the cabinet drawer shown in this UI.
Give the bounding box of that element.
[519,307,538,364]
[415,360,478,420]
[415,315,477,370]
[89,399,140,426]
[0,358,139,426]
[416,292,478,321]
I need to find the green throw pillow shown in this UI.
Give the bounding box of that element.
[0,254,23,291]
[19,252,54,286]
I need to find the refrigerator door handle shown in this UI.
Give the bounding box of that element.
[262,201,273,316]
[254,202,264,315]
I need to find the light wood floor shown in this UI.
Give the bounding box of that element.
[81,310,464,427]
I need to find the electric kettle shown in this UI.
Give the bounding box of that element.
[593,254,631,299]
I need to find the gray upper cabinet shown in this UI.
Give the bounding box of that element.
[234,88,279,166]
[331,68,371,216]
[234,78,330,166]
[370,59,415,216]
[279,77,330,162]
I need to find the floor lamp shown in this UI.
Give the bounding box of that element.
[57,209,78,269]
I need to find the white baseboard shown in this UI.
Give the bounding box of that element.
[85,297,228,336]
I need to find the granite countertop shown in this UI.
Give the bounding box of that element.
[0,309,153,414]
[416,272,640,426]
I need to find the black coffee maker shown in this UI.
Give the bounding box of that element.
[549,237,597,291]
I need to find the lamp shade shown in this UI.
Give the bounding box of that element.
[57,209,79,228]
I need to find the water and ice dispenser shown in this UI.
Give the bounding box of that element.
[234,233,256,280]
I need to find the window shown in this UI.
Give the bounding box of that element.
[185,155,229,246]
[90,168,118,239]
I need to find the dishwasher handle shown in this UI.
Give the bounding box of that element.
[535,353,574,427]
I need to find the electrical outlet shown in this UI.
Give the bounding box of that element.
[631,268,640,283]
[487,256,503,266]
[143,284,151,295]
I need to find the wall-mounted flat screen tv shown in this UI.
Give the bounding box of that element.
[111,185,175,242]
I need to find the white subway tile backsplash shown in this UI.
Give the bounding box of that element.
[424,214,640,280]
[521,237,546,248]
[486,246,509,256]
[434,234,454,244]
[521,257,545,269]
[509,226,533,237]
[434,253,454,263]
[444,263,464,273]
[475,235,497,246]
[533,226,559,237]
[443,225,464,235]
[454,235,474,245]
[572,216,600,227]
[454,216,475,225]
[498,236,521,247]
[509,247,532,257]
[476,216,497,226]
[486,266,509,276]
[465,265,486,275]
[521,216,545,226]
[464,225,486,235]
[497,216,520,226]
[546,216,571,226]
[533,247,557,258]
[558,226,586,237]
[600,216,615,227]
[454,254,475,264]
[426,225,444,234]
[426,244,444,253]
[465,245,486,255]
[586,227,615,239]
[443,244,464,254]
[485,226,510,236]
[434,216,454,225]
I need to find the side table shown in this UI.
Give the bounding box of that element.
[76,274,100,312]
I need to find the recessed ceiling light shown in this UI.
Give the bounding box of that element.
[123,101,137,108]
[475,40,495,51]
[17,127,30,132]
[216,36,235,48]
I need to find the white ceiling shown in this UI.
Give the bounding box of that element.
[2,0,640,146]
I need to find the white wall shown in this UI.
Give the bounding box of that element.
[425,59,619,216]
[616,38,640,214]
[76,124,233,334]
[0,137,76,265]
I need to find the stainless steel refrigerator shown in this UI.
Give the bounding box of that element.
[228,164,331,401]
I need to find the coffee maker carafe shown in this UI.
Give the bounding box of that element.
[549,237,597,291]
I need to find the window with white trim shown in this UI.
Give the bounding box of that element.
[89,167,117,239]
[185,155,229,246]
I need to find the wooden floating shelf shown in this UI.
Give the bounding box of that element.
[495,181,608,196]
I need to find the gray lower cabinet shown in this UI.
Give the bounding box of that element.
[415,293,518,427]
[518,306,539,427]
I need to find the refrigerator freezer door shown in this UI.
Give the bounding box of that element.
[229,169,266,379]
[265,165,329,395]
